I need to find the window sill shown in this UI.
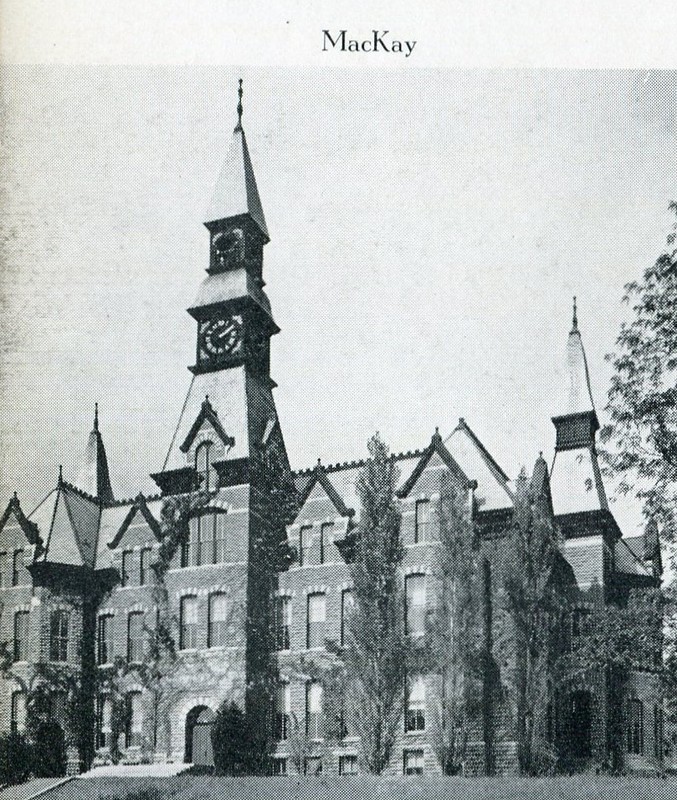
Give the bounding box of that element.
[167,562,246,574]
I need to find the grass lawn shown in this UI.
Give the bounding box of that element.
[43,775,676,800]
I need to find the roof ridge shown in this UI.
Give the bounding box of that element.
[292,447,426,477]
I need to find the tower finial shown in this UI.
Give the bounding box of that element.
[58,465,63,486]
[235,78,243,131]
[572,296,578,332]
[94,402,99,432]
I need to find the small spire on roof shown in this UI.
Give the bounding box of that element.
[13,491,18,504]
[58,465,64,486]
[571,296,578,333]
[235,78,243,132]
[94,402,99,432]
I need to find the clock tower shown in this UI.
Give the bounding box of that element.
[152,81,291,496]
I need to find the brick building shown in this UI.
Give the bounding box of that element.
[0,87,664,776]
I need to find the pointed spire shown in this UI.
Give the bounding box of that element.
[235,78,243,132]
[205,80,269,239]
[564,298,595,414]
[58,465,64,486]
[75,406,114,503]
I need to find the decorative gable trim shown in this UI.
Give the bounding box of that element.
[108,495,162,550]
[397,431,471,499]
[298,466,355,519]
[179,397,235,455]
[454,418,511,483]
[0,495,42,553]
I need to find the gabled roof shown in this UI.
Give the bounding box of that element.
[29,477,101,569]
[297,464,355,518]
[205,125,269,240]
[108,494,162,550]
[179,396,236,455]
[397,430,471,499]
[0,494,42,549]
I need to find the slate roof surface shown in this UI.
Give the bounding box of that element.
[562,535,606,590]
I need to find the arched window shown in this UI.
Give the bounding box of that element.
[307,593,326,649]
[50,609,70,662]
[13,550,26,586]
[306,682,324,739]
[11,691,26,733]
[127,612,144,663]
[195,441,214,491]
[180,596,199,650]
[126,692,143,748]
[13,611,29,662]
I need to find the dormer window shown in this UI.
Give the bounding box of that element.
[195,441,215,491]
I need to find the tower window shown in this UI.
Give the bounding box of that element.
[403,749,424,775]
[307,593,326,649]
[96,695,112,749]
[0,551,7,588]
[13,610,29,662]
[127,611,144,663]
[405,574,426,636]
[306,682,324,739]
[275,596,291,651]
[208,593,228,647]
[49,609,70,662]
[405,676,426,732]
[195,441,215,492]
[180,596,198,650]
[98,615,114,664]
[274,682,290,741]
[414,500,430,543]
[627,698,644,755]
[121,550,133,586]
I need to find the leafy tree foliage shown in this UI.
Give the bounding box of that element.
[342,433,414,774]
[601,201,677,551]
[426,474,483,774]
[0,733,32,786]
[499,466,568,775]
[212,702,252,775]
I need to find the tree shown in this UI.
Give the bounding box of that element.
[426,473,483,774]
[341,433,413,774]
[601,201,677,551]
[212,702,251,775]
[600,200,677,762]
[499,466,567,775]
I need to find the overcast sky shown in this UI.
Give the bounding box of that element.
[1,66,675,533]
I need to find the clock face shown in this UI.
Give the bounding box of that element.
[201,315,242,357]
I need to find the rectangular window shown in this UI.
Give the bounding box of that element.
[307,593,326,649]
[214,513,228,564]
[405,574,426,636]
[299,526,312,566]
[341,589,354,647]
[272,757,287,776]
[98,615,113,664]
[403,749,424,775]
[304,756,323,775]
[405,676,426,732]
[180,596,198,650]
[627,699,644,755]
[320,522,333,564]
[0,551,7,588]
[139,548,153,586]
[208,594,228,647]
[127,612,144,663]
[126,692,143,748]
[50,610,69,662]
[306,682,324,739]
[414,500,430,544]
[339,755,358,775]
[276,596,291,651]
[654,704,664,760]
[96,696,112,749]
[275,683,290,741]
[200,515,215,566]
[13,550,26,586]
[10,691,27,734]
[121,550,133,586]
[14,610,29,662]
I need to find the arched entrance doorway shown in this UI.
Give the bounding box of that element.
[564,690,592,759]
[185,706,215,766]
